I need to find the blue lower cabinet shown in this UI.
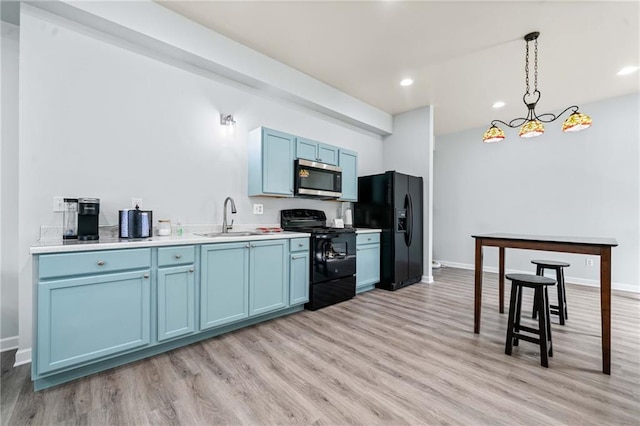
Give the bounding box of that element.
[33,238,310,390]
[289,238,310,305]
[356,234,381,293]
[157,265,196,342]
[249,240,288,316]
[37,270,151,374]
[200,243,250,330]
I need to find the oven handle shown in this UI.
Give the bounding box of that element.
[319,240,347,260]
[315,233,343,239]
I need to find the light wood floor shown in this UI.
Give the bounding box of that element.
[2,267,639,425]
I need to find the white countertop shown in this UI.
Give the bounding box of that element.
[354,228,381,234]
[30,231,310,255]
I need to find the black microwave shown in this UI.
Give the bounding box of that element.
[294,159,342,199]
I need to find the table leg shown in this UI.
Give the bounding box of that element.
[499,247,505,314]
[601,247,612,374]
[474,238,483,333]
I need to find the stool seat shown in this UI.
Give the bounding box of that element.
[531,259,570,268]
[530,260,570,325]
[506,273,556,286]
[505,273,556,368]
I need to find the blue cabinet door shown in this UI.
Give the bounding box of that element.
[356,243,380,292]
[249,240,287,316]
[262,128,295,195]
[37,270,151,374]
[289,251,310,305]
[157,264,195,342]
[296,137,338,165]
[317,143,338,165]
[296,137,318,161]
[200,243,249,330]
[339,148,358,201]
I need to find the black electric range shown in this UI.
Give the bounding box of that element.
[281,209,356,310]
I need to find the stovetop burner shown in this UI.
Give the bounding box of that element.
[293,226,355,235]
[280,209,355,234]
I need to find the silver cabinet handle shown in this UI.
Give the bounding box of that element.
[175,254,182,259]
[189,268,194,273]
[292,255,305,259]
[250,244,256,248]
[356,248,361,251]
[298,243,304,247]
[143,273,149,279]
[368,238,372,241]
[245,244,250,248]
[97,260,105,266]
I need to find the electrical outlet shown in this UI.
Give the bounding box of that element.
[585,258,594,267]
[53,196,65,212]
[132,198,143,208]
[253,204,264,215]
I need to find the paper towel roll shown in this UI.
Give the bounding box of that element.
[344,208,353,227]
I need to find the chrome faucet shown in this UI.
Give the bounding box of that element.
[222,197,237,233]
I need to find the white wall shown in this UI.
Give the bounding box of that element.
[1,21,20,351]
[15,7,384,362]
[383,106,434,282]
[433,93,640,291]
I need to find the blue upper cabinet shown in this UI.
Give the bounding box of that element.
[296,137,318,161]
[248,127,295,197]
[296,137,338,165]
[338,148,358,201]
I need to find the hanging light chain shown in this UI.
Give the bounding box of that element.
[533,36,538,92]
[525,38,530,95]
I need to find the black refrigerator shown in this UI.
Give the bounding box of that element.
[354,171,423,291]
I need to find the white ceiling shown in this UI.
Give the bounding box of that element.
[157,1,640,136]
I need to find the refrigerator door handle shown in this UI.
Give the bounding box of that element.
[404,194,413,247]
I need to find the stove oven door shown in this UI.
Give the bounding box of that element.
[312,232,356,283]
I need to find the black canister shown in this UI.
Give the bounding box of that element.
[119,206,153,238]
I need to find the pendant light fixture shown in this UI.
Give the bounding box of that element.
[482,32,592,143]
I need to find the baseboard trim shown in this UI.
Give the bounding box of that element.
[14,348,32,367]
[422,275,434,284]
[439,261,638,293]
[0,336,19,353]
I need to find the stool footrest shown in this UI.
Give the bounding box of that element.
[517,325,540,335]
[513,333,542,345]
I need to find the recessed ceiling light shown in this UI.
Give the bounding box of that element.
[400,78,414,87]
[617,66,639,76]
[492,101,506,108]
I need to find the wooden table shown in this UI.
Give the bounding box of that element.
[472,233,618,374]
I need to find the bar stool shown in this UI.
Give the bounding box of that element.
[531,260,570,325]
[505,273,556,368]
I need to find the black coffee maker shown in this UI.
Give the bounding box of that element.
[78,198,100,241]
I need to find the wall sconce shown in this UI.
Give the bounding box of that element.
[220,114,236,127]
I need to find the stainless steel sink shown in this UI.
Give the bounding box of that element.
[195,231,262,238]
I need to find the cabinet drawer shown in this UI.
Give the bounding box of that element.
[39,248,151,279]
[357,233,380,245]
[158,246,195,267]
[290,238,310,252]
